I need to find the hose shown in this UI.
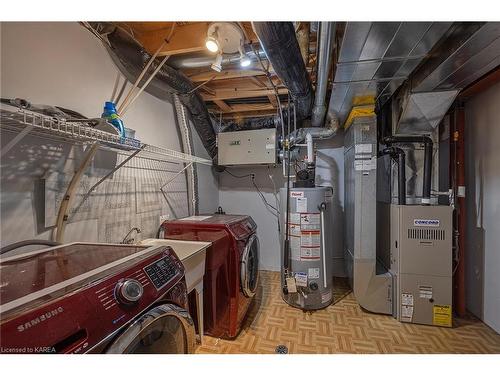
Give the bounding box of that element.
[1,240,60,255]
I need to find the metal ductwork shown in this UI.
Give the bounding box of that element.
[392,22,500,134]
[311,22,336,127]
[90,23,218,160]
[168,49,267,70]
[252,22,313,122]
[329,22,453,128]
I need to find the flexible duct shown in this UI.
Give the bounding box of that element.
[173,94,199,215]
[383,136,433,205]
[91,23,217,160]
[311,22,335,127]
[252,22,313,122]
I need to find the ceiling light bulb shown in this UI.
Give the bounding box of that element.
[205,37,219,53]
[240,56,251,67]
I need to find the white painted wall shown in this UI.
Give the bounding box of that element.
[465,81,500,334]
[0,22,218,250]
[218,135,345,272]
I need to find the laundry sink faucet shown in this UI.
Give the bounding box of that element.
[122,227,142,244]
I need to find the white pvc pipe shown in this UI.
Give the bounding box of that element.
[306,132,314,164]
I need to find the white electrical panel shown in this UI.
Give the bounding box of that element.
[217,128,277,166]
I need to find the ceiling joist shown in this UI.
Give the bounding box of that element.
[202,88,288,101]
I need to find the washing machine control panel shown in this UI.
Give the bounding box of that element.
[143,256,179,290]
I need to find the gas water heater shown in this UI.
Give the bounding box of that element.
[280,186,334,310]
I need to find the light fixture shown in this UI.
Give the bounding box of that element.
[240,54,251,67]
[205,36,219,53]
[239,46,251,68]
[211,53,223,72]
[205,27,219,53]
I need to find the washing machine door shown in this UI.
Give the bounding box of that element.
[106,304,195,354]
[240,234,259,298]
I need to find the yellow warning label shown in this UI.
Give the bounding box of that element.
[433,305,452,327]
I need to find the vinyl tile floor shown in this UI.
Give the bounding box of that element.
[195,271,500,354]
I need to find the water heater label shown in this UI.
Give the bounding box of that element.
[301,232,320,247]
[290,237,301,261]
[294,272,308,287]
[300,247,320,260]
[414,219,440,227]
[308,268,320,279]
[355,143,373,154]
[290,191,304,198]
[296,198,308,213]
[300,213,320,231]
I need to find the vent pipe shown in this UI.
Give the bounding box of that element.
[311,22,335,127]
[383,136,433,205]
[379,146,406,205]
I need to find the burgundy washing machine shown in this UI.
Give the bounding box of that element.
[161,214,259,339]
[0,242,195,354]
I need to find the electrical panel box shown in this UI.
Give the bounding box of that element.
[390,205,453,327]
[217,128,276,166]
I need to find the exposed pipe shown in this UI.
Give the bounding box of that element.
[306,132,314,165]
[168,49,267,69]
[311,22,335,127]
[287,121,338,146]
[252,22,313,122]
[383,135,433,205]
[380,146,406,205]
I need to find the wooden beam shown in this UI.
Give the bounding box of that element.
[188,69,267,82]
[250,76,278,108]
[209,103,275,113]
[218,109,278,119]
[137,22,210,56]
[213,100,233,112]
[206,76,282,92]
[202,88,288,101]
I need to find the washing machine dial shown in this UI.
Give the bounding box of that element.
[115,279,143,304]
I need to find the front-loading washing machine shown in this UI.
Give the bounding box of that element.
[161,214,259,339]
[0,242,195,354]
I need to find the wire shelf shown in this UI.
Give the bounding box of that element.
[0,105,212,166]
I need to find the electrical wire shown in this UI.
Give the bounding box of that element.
[224,169,252,179]
[223,169,279,216]
[251,178,279,213]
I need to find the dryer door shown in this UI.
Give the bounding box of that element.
[240,234,259,298]
[106,304,195,354]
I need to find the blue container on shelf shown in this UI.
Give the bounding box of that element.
[101,101,125,139]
